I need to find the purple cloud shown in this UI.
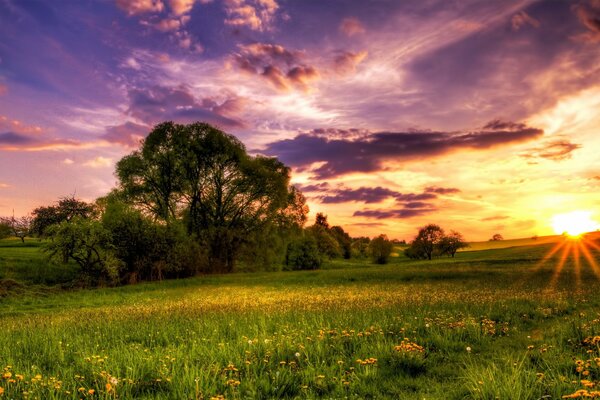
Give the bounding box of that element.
[425,186,461,194]
[354,206,437,219]
[126,85,244,128]
[264,121,543,178]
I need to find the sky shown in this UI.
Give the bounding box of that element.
[0,0,599,241]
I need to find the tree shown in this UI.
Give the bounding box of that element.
[116,122,299,273]
[308,225,342,259]
[330,225,352,259]
[315,213,330,229]
[285,235,322,270]
[369,234,393,264]
[0,221,11,239]
[351,237,371,258]
[31,196,96,237]
[438,230,468,257]
[0,215,32,242]
[407,224,445,260]
[490,233,504,241]
[44,218,123,286]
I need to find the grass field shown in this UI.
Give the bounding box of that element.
[1,237,600,399]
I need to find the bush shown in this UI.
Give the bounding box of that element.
[369,234,393,264]
[285,236,322,270]
[101,198,204,282]
[44,218,123,286]
[0,221,11,239]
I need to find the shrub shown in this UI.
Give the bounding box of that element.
[285,236,322,270]
[369,234,393,264]
[44,218,123,286]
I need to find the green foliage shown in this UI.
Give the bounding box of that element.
[0,215,32,242]
[308,225,342,259]
[438,230,469,257]
[330,225,352,259]
[44,218,122,286]
[100,196,204,282]
[31,196,95,237]
[285,235,322,270]
[369,234,393,264]
[405,225,468,260]
[0,221,11,239]
[351,236,371,258]
[116,122,303,273]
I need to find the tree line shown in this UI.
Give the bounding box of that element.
[1,122,404,286]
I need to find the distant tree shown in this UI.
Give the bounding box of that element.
[438,230,468,257]
[351,237,371,258]
[369,234,393,264]
[490,233,504,241]
[308,225,342,259]
[330,225,352,259]
[0,221,11,239]
[0,215,32,242]
[31,196,95,237]
[315,212,330,229]
[406,224,445,260]
[285,235,322,270]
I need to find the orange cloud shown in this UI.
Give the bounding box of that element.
[169,0,196,15]
[224,0,279,31]
[333,50,368,75]
[115,0,164,15]
[83,156,113,168]
[511,11,540,31]
[339,17,365,37]
[232,43,320,92]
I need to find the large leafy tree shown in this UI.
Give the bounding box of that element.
[116,122,303,273]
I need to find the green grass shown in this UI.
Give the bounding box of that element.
[1,237,600,399]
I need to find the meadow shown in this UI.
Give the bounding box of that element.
[1,237,600,399]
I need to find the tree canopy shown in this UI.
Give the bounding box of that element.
[116,122,305,273]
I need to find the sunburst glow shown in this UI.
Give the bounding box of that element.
[551,211,599,238]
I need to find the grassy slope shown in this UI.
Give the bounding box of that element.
[0,238,600,399]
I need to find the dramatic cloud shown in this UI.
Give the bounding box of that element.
[353,206,437,220]
[308,186,441,205]
[102,122,150,147]
[169,0,197,15]
[0,132,98,152]
[339,17,365,37]
[263,121,544,178]
[0,132,34,145]
[425,186,461,194]
[232,43,319,91]
[520,139,581,161]
[572,1,600,42]
[126,85,244,128]
[115,0,164,15]
[224,0,279,31]
[319,187,402,204]
[333,51,368,75]
[511,11,540,31]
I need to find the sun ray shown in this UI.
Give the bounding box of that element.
[531,239,567,274]
[573,241,582,289]
[579,239,600,280]
[549,241,572,288]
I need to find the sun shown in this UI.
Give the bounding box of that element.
[551,211,599,238]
